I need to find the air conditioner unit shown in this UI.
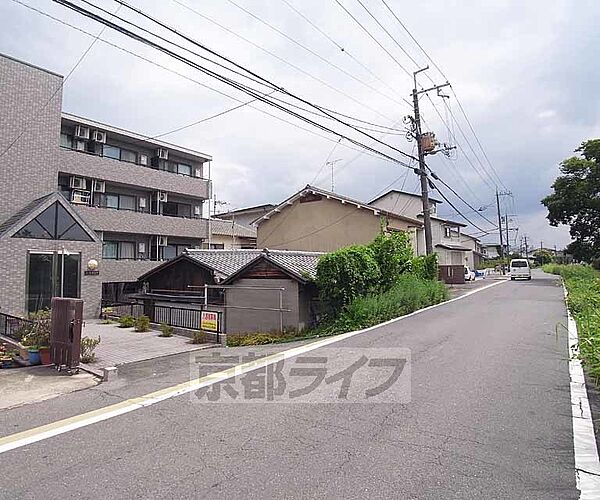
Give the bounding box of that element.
[71,190,90,205]
[138,154,148,166]
[158,236,168,247]
[74,125,90,139]
[194,205,202,217]
[91,130,106,143]
[138,242,146,254]
[156,148,169,160]
[139,197,147,209]
[70,176,87,190]
[92,179,105,193]
[157,191,168,203]
[74,140,86,152]
[194,169,202,178]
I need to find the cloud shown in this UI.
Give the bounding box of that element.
[1,0,598,251]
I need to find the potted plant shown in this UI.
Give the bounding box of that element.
[0,345,13,369]
[22,310,51,366]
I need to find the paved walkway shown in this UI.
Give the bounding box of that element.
[82,320,212,375]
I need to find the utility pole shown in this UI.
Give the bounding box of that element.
[496,189,505,272]
[504,214,510,256]
[410,67,451,255]
[523,235,529,259]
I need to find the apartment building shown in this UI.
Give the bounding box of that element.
[0,53,212,318]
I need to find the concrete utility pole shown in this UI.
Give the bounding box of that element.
[504,214,510,256]
[496,189,505,271]
[523,235,529,258]
[411,67,451,255]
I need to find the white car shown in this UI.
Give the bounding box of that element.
[510,259,532,280]
[464,266,476,281]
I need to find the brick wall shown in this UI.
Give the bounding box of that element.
[0,55,62,222]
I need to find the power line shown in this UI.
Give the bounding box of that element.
[14,0,401,165]
[0,1,121,159]
[53,0,417,168]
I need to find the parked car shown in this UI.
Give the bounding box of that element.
[464,266,476,281]
[473,269,485,279]
[510,259,532,280]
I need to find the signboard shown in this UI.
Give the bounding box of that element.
[201,311,219,332]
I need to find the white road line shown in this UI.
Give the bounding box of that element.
[0,279,506,455]
[563,285,600,499]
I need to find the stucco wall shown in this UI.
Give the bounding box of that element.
[257,197,416,252]
[225,278,299,334]
[371,192,438,219]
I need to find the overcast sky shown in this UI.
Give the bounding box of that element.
[2,0,599,249]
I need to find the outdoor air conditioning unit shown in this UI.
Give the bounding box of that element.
[194,168,202,178]
[139,197,147,209]
[71,190,90,205]
[92,179,105,193]
[74,125,90,139]
[158,236,168,247]
[138,242,146,254]
[138,154,148,166]
[70,176,87,190]
[194,205,202,217]
[91,130,106,143]
[156,148,168,160]
[157,191,168,203]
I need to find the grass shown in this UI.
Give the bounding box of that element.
[227,275,448,346]
[543,264,600,382]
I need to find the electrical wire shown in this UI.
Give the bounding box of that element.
[58,0,418,166]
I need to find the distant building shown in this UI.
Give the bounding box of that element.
[208,219,257,250]
[254,185,422,252]
[215,204,275,229]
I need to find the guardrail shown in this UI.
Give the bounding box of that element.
[0,312,33,341]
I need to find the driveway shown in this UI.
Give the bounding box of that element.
[0,272,582,498]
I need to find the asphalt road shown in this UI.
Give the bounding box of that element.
[0,272,578,499]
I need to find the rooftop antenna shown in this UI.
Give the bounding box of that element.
[326,158,342,192]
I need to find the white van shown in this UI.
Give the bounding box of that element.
[510,259,531,280]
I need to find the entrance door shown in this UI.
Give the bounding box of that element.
[27,251,81,313]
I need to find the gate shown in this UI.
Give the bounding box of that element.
[51,297,83,373]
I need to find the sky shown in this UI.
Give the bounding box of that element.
[2,0,599,250]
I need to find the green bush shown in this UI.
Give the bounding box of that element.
[544,264,600,382]
[227,333,284,347]
[316,245,381,316]
[118,315,135,328]
[191,330,207,344]
[80,336,101,364]
[368,231,413,290]
[134,315,150,332]
[21,309,52,347]
[411,253,439,281]
[329,274,448,333]
[159,323,174,337]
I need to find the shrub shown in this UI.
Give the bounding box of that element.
[227,333,283,346]
[191,330,207,344]
[21,309,52,347]
[411,253,439,281]
[159,323,174,337]
[134,315,150,332]
[330,274,448,333]
[316,245,381,316]
[118,315,135,328]
[368,231,413,291]
[80,336,101,363]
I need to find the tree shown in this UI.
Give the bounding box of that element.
[368,231,413,291]
[533,249,553,266]
[542,139,600,262]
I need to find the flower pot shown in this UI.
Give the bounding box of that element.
[28,349,41,365]
[1,357,12,369]
[39,347,52,365]
[19,347,29,361]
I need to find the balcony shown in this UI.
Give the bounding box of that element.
[59,148,211,199]
[73,205,209,239]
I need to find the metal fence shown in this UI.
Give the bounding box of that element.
[0,312,33,341]
[152,305,203,330]
[103,303,145,318]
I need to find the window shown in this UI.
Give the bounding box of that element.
[162,245,177,260]
[210,243,225,250]
[103,241,118,259]
[14,202,93,242]
[60,133,72,148]
[177,163,192,176]
[119,242,135,260]
[162,201,191,218]
[121,149,137,163]
[27,252,80,313]
[444,227,451,238]
[103,145,121,160]
[105,194,119,209]
[102,193,137,211]
[119,195,136,211]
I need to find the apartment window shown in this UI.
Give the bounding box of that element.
[119,242,135,260]
[210,243,225,250]
[162,201,191,218]
[162,245,177,261]
[103,241,118,259]
[105,194,119,209]
[121,149,137,163]
[444,227,451,238]
[103,193,136,211]
[103,145,121,160]
[177,163,192,176]
[60,133,72,148]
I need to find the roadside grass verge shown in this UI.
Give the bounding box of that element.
[227,275,448,347]
[543,264,600,382]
